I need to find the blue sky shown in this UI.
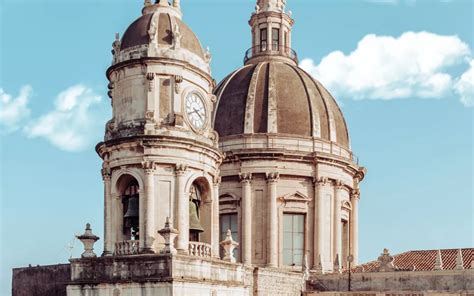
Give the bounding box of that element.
[1,0,473,294]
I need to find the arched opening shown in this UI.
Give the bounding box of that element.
[189,183,204,242]
[187,177,212,245]
[117,175,140,241]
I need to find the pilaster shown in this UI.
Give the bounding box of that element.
[266,172,279,267]
[175,164,189,253]
[101,167,112,256]
[350,188,360,265]
[239,172,253,265]
[212,175,222,258]
[142,160,157,253]
[333,180,344,266]
[313,177,329,271]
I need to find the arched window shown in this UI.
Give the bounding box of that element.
[189,183,204,242]
[122,180,139,240]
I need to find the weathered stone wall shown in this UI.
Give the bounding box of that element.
[12,264,70,296]
[307,269,474,293]
[253,267,304,296]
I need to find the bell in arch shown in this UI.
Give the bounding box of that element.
[189,185,204,239]
[124,194,139,228]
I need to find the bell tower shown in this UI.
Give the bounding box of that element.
[97,0,223,257]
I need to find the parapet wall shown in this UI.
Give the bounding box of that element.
[307,269,474,293]
[12,264,70,296]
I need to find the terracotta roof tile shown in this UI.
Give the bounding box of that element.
[349,248,474,273]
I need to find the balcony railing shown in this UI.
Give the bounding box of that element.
[188,241,212,258]
[244,45,298,64]
[114,240,139,256]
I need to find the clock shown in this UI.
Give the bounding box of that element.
[185,92,207,130]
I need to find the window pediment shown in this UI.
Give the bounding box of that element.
[279,191,310,210]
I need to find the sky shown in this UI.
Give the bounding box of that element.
[0,0,473,294]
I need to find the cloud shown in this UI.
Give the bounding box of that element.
[0,85,32,133]
[300,31,472,105]
[24,85,106,152]
[454,59,474,107]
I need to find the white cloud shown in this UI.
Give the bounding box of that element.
[0,86,32,133]
[454,60,474,107]
[300,31,471,105]
[24,85,105,152]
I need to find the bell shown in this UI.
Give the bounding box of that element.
[189,200,204,233]
[124,195,139,227]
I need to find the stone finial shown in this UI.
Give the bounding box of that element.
[313,254,323,274]
[205,46,212,63]
[303,254,310,280]
[76,223,100,258]
[434,249,443,270]
[144,0,152,6]
[173,23,182,50]
[333,254,341,274]
[173,0,180,8]
[220,229,239,263]
[158,217,179,255]
[455,249,464,270]
[111,33,121,64]
[377,248,395,272]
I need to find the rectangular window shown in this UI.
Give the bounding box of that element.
[283,214,305,266]
[260,28,267,51]
[272,28,280,50]
[220,213,239,260]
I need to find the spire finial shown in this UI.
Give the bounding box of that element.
[455,249,464,270]
[434,249,443,270]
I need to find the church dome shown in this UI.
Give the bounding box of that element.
[120,12,206,60]
[213,61,351,149]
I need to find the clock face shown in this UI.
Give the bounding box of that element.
[185,92,207,130]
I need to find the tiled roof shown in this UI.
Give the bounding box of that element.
[350,248,474,273]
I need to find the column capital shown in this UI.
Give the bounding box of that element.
[266,172,280,183]
[314,176,329,187]
[142,160,157,174]
[333,180,345,190]
[239,172,252,183]
[101,167,111,181]
[213,175,222,186]
[174,163,188,176]
[351,188,361,200]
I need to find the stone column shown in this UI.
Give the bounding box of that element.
[333,180,344,266]
[142,161,156,253]
[350,189,360,265]
[267,22,272,50]
[175,164,189,253]
[212,175,221,258]
[239,173,252,265]
[101,167,112,256]
[313,177,327,271]
[266,172,279,267]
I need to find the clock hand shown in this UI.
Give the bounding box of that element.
[192,108,203,120]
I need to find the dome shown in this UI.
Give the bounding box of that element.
[213,61,350,149]
[120,12,206,60]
